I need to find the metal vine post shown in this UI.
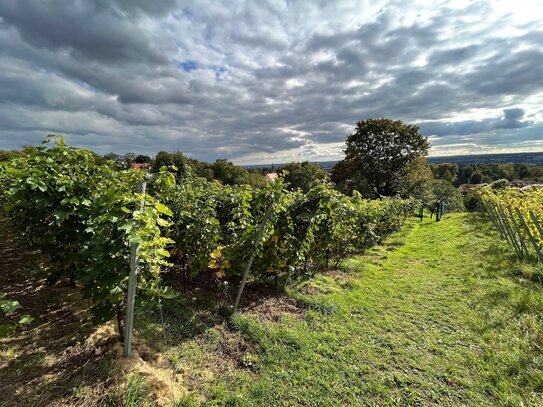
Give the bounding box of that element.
[123,180,146,358]
[233,196,278,312]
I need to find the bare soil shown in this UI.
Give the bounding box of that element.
[0,218,114,407]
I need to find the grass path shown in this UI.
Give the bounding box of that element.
[203,214,543,406]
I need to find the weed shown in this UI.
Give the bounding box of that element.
[122,373,148,407]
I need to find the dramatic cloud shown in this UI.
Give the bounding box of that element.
[0,0,542,163]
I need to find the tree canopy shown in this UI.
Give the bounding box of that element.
[332,118,430,197]
[279,161,327,192]
[152,151,186,178]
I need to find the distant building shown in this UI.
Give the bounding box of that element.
[130,163,151,170]
[265,172,278,183]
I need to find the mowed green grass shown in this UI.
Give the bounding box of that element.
[202,214,543,406]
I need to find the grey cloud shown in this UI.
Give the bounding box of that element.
[459,49,543,97]
[0,1,170,65]
[429,45,480,66]
[494,108,529,129]
[99,0,181,17]
[419,108,531,137]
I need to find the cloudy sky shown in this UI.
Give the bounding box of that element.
[0,0,542,164]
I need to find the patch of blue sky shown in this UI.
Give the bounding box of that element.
[214,66,226,79]
[178,60,199,72]
[182,8,194,19]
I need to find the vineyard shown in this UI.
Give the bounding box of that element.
[477,184,543,262]
[3,137,543,405]
[0,136,414,343]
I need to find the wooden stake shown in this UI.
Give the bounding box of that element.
[507,206,529,260]
[483,199,505,239]
[496,204,522,258]
[529,210,543,241]
[515,208,542,262]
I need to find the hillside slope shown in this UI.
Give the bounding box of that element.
[2,214,543,406]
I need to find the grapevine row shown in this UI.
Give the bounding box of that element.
[476,184,543,262]
[0,137,415,338]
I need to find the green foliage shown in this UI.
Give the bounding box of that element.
[464,189,482,212]
[401,157,434,204]
[430,163,459,182]
[0,149,25,162]
[1,135,174,329]
[333,118,430,197]
[210,159,248,185]
[490,179,509,190]
[455,163,543,185]
[158,165,413,290]
[470,171,483,184]
[1,136,414,333]
[278,161,327,192]
[0,293,33,337]
[134,154,151,164]
[172,394,200,407]
[151,153,266,188]
[211,159,266,187]
[152,151,187,179]
[430,179,465,212]
[122,374,148,406]
[476,185,543,254]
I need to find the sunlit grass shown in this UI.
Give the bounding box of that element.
[202,214,543,406]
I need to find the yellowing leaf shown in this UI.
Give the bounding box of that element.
[215,270,226,279]
[157,218,169,227]
[155,203,173,216]
[210,247,222,259]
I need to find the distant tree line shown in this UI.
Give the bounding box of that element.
[1,118,541,210]
[150,151,267,188]
[430,162,543,185]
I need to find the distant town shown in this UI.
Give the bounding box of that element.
[244,151,543,171]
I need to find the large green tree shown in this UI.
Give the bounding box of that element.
[279,161,327,192]
[211,159,248,185]
[333,118,430,197]
[152,151,186,178]
[401,156,434,203]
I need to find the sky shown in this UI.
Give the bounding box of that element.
[0,0,542,164]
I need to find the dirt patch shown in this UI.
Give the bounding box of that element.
[165,267,303,317]
[0,217,115,406]
[112,338,186,405]
[323,269,351,279]
[297,269,353,295]
[244,296,304,322]
[217,326,259,370]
